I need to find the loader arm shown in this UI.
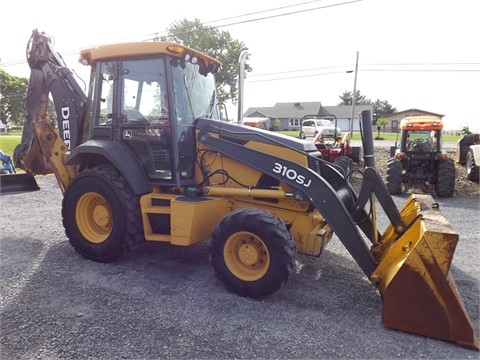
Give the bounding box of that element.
[13,29,86,191]
[197,120,379,277]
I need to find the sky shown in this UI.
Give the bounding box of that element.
[1,0,479,131]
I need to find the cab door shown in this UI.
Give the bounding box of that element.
[91,61,116,141]
[117,58,174,182]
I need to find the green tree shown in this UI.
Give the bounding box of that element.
[338,89,396,123]
[372,99,396,124]
[273,118,280,131]
[337,89,371,106]
[0,69,28,127]
[159,18,252,104]
[376,116,388,138]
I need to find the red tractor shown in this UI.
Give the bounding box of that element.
[298,114,362,176]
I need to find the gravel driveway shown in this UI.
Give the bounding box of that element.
[1,174,478,360]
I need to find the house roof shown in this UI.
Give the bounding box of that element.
[244,102,373,119]
[244,102,327,119]
[385,108,445,118]
[323,105,373,118]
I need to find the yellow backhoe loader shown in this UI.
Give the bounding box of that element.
[3,29,478,350]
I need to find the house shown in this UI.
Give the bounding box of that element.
[244,101,373,132]
[384,108,445,133]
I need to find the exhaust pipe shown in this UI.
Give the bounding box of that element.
[360,109,375,168]
[237,50,249,125]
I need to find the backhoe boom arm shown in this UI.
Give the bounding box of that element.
[14,29,87,179]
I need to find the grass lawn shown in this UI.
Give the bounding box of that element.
[279,130,462,143]
[0,133,22,157]
[1,129,462,157]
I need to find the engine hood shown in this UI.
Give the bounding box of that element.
[195,118,319,153]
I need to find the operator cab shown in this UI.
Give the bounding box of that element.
[399,116,443,156]
[87,44,221,187]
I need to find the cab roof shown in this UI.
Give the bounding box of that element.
[79,41,222,72]
[400,116,443,130]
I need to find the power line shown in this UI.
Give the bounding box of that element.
[170,0,364,34]
[201,0,328,25]
[361,69,480,72]
[2,0,479,81]
[248,65,351,77]
[1,0,363,68]
[142,0,364,40]
[242,67,480,83]
[364,62,480,66]
[246,70,350,83]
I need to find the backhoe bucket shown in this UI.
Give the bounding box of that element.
[372,194,479,350]
[0,173,39,194]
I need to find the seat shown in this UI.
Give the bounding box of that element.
[125,139,156,175]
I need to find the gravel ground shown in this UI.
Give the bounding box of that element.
[0,147,479,360]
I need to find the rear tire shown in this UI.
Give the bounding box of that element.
[466,149,479,182]
[334,156,353,177]
[435,158,455,197]
[62,165,144,262]
[210,208,295,299]
[386,158,403,195]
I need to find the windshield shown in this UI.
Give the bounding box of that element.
[315,120,334,127]
[170,59,220,125]
[403,130,440,152]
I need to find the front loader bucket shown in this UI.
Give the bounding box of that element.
[0,173,40,194]
[372,194,479,350]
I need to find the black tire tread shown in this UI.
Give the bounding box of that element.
[386,158,403,195]
[435,158,455,197]
[62,165,144,262]
[466,149,479,182]
[210,208,295,299]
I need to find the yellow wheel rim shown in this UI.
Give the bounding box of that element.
[224,231,270,281]
[76,192,112,243]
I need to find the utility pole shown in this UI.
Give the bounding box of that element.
[349,51,359,136]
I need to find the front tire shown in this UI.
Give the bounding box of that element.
[435,158,455,197]
[210,208,295,299]
[386,158,403,195]
[466,149,479,181]
[62,165,144,262]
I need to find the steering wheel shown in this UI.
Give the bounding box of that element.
[411,138,427,151]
